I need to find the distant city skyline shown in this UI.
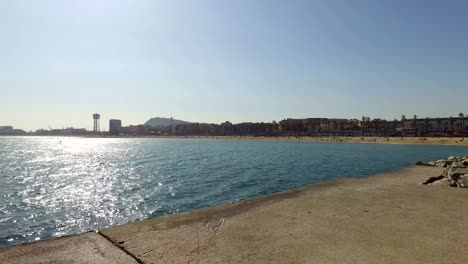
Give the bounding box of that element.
[1,0,468,131]
[3,113,468,133]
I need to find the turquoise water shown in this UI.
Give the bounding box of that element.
[1,137,467,248]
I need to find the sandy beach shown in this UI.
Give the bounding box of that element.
[82,135,468,146]
[2,165,468,263]
[170,135,468,146]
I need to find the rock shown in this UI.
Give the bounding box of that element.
[446,168,468,187]
[457,175,468,188]
[446,167,468,177]
[420,155,468,187]
[435,160,449,168]
[431,179,447,186]
[451,161,466,168]
[418,155,468,187]
[461,159,468,166]
[415,161,432,166]
[422,175,445,185]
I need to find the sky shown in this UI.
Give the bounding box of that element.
[1,0,467,131]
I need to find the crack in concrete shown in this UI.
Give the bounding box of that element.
[97,231,145,264]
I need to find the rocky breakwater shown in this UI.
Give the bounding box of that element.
[416,156,468,187]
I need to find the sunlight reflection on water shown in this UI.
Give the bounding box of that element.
[1,136,468,247]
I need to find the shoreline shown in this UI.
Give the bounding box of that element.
[3,135,468,146]
[2,165,468,263]
[161,135,468,146]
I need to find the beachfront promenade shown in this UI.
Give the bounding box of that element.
[1,166,467,263]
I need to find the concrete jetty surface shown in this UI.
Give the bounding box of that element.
[1,166,468,263]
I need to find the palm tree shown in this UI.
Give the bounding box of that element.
[412,115,418,131]
[371,118,378,130]
[400,115,406,128]
[449,116,454,131]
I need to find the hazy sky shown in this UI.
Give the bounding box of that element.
[1,0,467,131]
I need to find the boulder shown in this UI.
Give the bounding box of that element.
[431,179,447,186]
[415,161,432,166]
[446,167,468,177]
[446,168,468,187]
[423,175,445,185]
[434,160,448,168]
[457,175,468,188]
[419,155,468,188]
[451,161,466,168]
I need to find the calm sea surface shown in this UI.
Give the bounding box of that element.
[1,136,467,247]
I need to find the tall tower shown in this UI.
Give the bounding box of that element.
[93,113,100,132]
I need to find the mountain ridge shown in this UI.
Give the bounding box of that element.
[144,117,191,127]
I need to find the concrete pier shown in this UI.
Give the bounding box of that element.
[0,232,137,264]
[1,166,468,263]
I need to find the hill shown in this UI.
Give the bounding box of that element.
[144,117,191,127]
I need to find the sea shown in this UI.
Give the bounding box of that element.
[1,136,467,248]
